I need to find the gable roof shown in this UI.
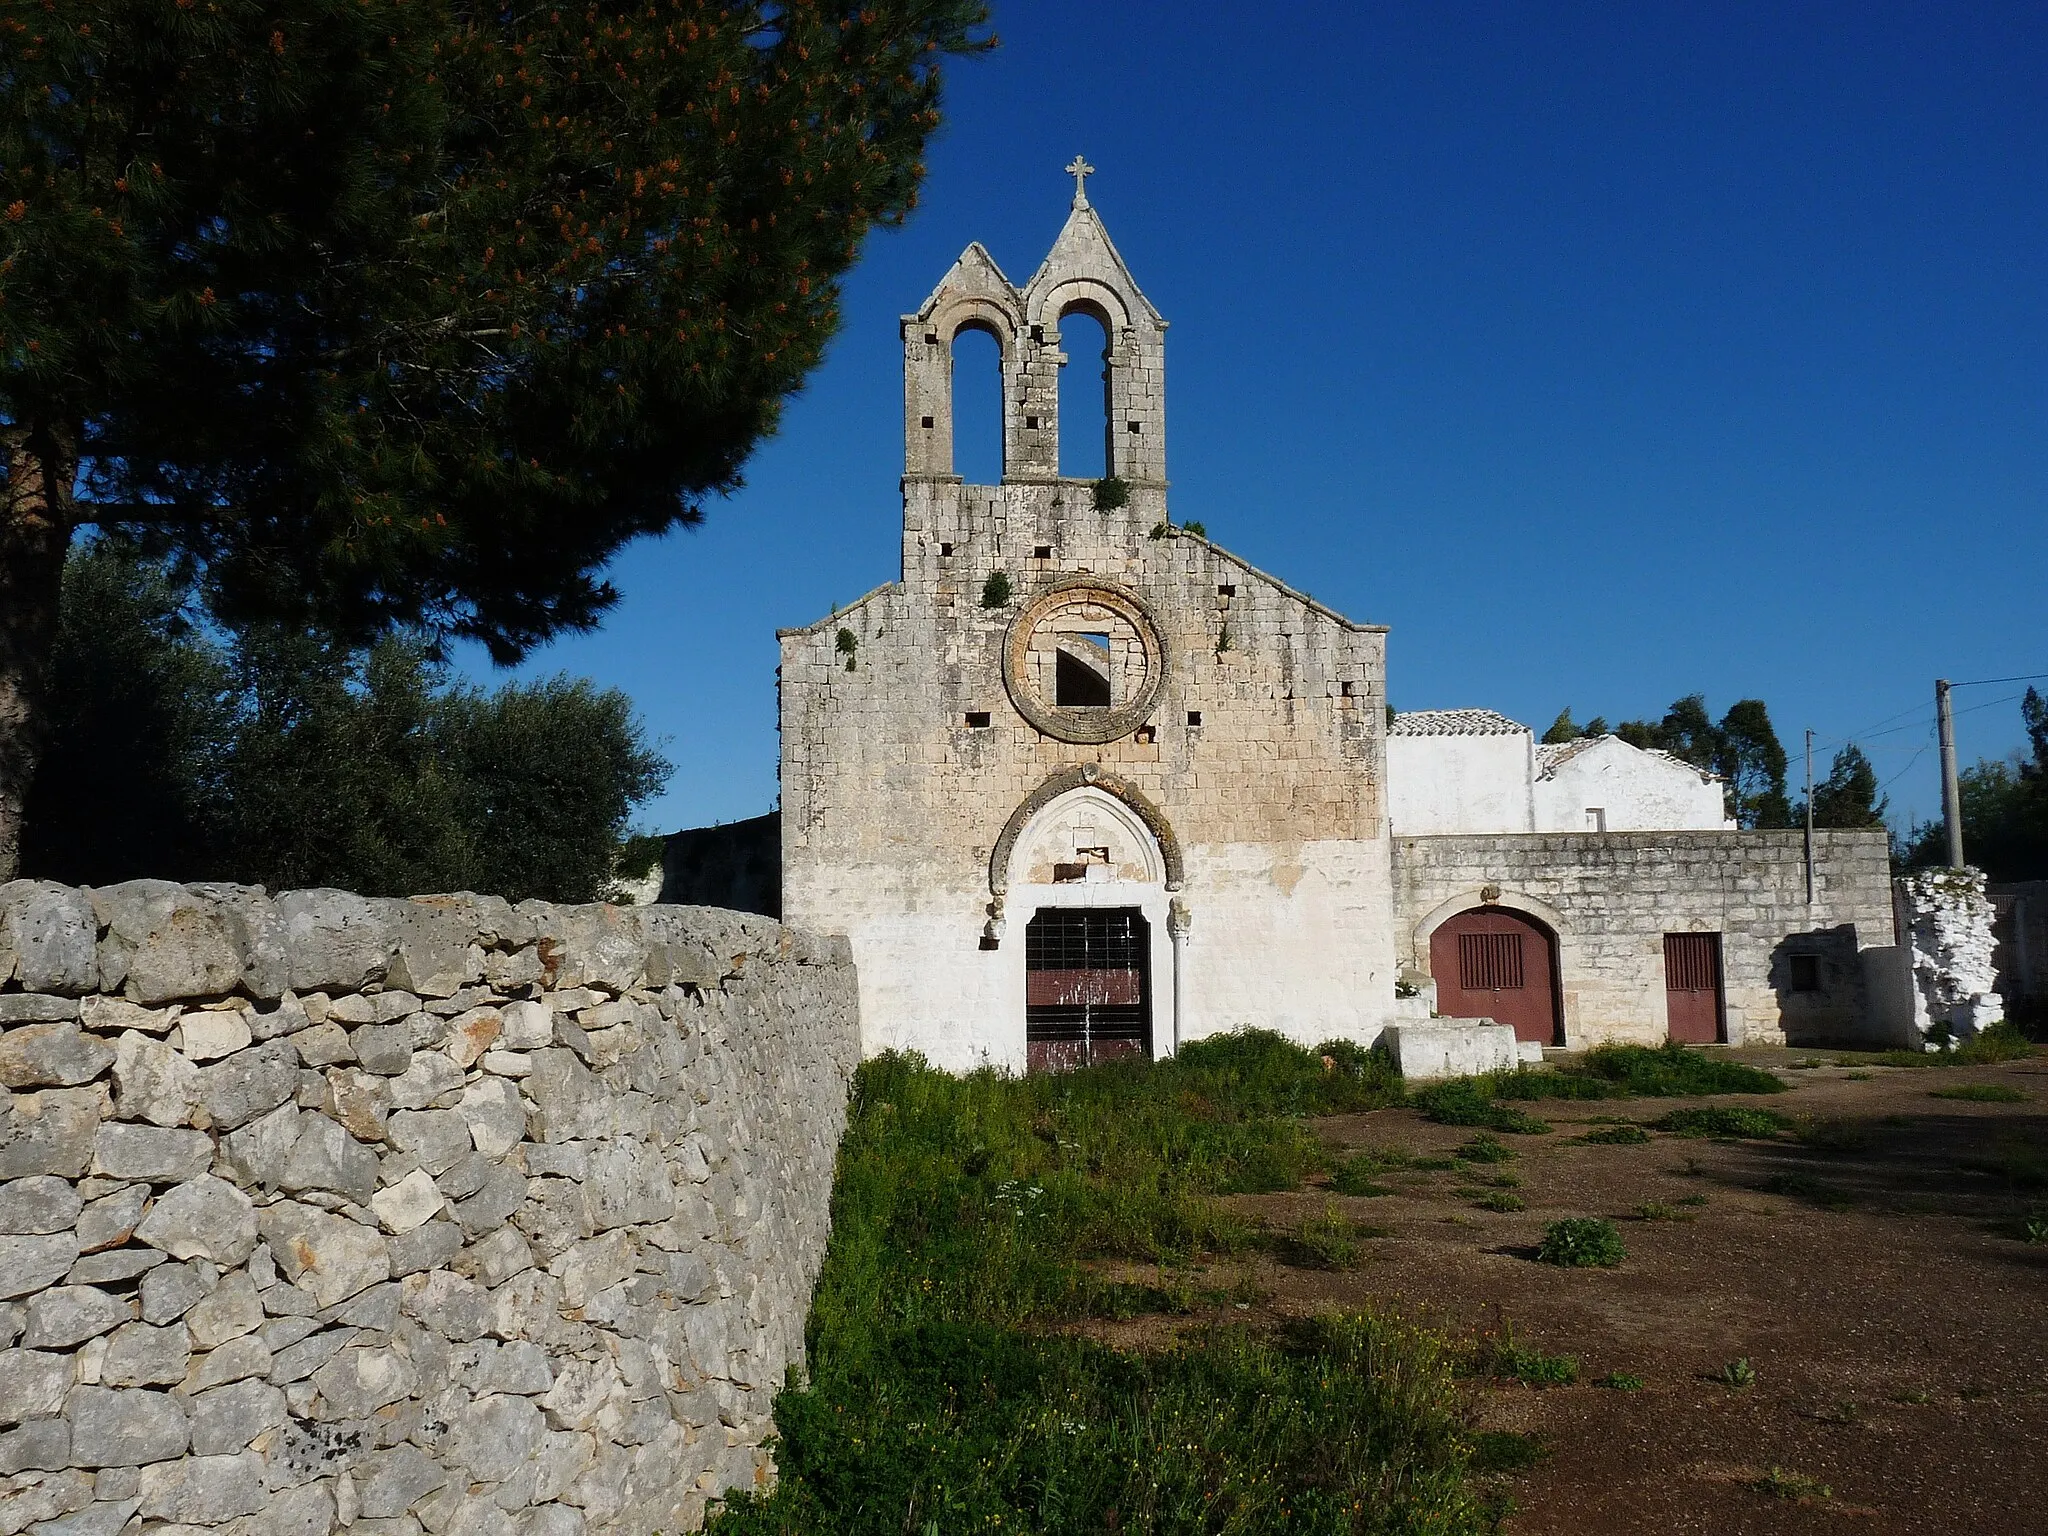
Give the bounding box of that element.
[1534,734,1724,784]
[1389,709,1528,738]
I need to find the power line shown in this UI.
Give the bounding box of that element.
[1950,672,2048,688]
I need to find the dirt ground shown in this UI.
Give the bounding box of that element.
[1107,1049,2048,1534]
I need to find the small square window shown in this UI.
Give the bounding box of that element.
[1788,954,1822,994]
[1034,545,1052,559]
[1127,420,1142,433]
[1026,415,1041,429]
[920,415,934,429]
[938,542,953,557]
[1217,584,1236,598]
[964,711,991,729]
[1187,710,1203,727]
[1340,680,1354,697]
[1134,724,1156,744]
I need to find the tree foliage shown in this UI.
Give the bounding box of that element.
[1608,693,1791,829]
[23,541,669,901]
[1541,708,1604,744]
[1901,687,2048,879]
[1799,743,1887,829]
[0,0,991,876]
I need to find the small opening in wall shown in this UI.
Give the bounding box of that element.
[939,542,953,557]
[1585,807,1608,833]
[920,415,934,429]
[1788,954,1822,994]
[1127,420,1142,433]
[1186,710,1203,727]
[1026,415,1041,430]
[925,330,940,345]
[1217,584,1235,598]
[964,711,991,729]
[1133,724,1156,744]
[1341,680,1354,697]
[1030,324,1044,343]
[1034,545,1052,559]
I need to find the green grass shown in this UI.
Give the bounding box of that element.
[1854,1020,2038,1069]
[1651,1105,1791,1139]
[1633,1201,1696,1222]
[712,1033,1491,1534]
[1537,1217,1626,1268]
[1497,1042,1787,1100]
[1930,1083,2028,1103]
[1412,1042,1783,1135]
[1472,1191,1527,1212]
[1595,1372,1645,1391]
[1792,1115,1876,1153]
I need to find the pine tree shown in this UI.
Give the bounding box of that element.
[1804,743,1887,829]
[0,0,992,877]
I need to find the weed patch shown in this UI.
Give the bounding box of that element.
[1793,1115,1876,1153]
[1633,1201,1697,1222]
[1537,1217,1626,1268]
[1961,1133,2048,1190]
[1469,1431,1548,1472]
[1500,1042,1786,1100]
[1271,1205,1384,1270]
[1471,1329,1579,1387]
[1580,1124,1651,1146]
[1410,1080,1551,1135]
[713,1037,1490,1533]
[1596,1372,1645,1391]
[1754,1467,1830,1503]
[1653,1105,1790,1139]
[1931,1083,2027,1103]
[1715,1357,1758,1389]
[1454,1133,1517,1164]
[1473,1191,1526,1212]
[1763,1173,1855,1209]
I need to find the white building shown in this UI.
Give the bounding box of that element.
[1386,710,1732,836]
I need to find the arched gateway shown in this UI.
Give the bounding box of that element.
[1428,906,1561,1045]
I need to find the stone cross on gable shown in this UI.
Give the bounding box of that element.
[1065,155,1095,209]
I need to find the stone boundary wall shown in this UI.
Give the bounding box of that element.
[0,881,859,1536]
[1391,830,1895,1046]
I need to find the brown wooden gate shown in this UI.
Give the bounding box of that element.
[1664,932,1724,1043]
[1429,907,1559,1045]
[1025,907,1150,1072]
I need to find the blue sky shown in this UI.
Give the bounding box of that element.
[459,1,2048,836]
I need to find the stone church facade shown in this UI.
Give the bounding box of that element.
[777,174,1395,1073]
[726,172,1901,1071]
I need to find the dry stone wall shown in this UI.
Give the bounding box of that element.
[0,880,858,1536]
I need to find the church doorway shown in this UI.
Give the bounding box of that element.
[1025,906,1151,1072]
[1429,906,1561,1045]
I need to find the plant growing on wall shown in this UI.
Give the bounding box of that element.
[1092,476,1130,511]
[981,571,1013,609]
[836,627,859,672]
[0,0,994,879]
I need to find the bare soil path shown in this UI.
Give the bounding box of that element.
[1103,1051,2048,1534]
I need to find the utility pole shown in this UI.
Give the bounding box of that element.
[1803,728,1815,904]
[1937,678,1965,869]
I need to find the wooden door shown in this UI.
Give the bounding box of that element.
[1429,907,1559,1045]
[1664,932,1724,1044]
[1025,907,1150,1072]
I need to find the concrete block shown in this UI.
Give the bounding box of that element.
[1380,1022,1520,1082]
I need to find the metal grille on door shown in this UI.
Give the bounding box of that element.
[1458,931,1525,992]
[1025,907,1149,1073]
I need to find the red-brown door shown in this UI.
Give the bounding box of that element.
[1429,907,1559,1045]
[1664,932,1724,1043]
